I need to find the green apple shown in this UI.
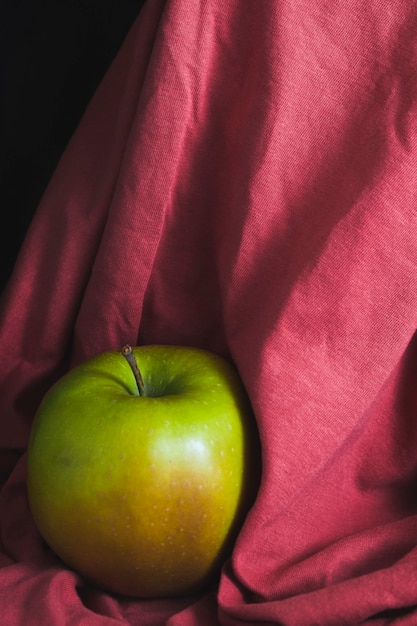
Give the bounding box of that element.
[26,344,260,598]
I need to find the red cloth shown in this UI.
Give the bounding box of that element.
[1,1,417,623]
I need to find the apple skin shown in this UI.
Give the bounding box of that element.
[26,345,260,598]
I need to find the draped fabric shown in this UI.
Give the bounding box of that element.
[1,1,417,624]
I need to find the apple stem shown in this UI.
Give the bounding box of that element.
[121,345,145,396]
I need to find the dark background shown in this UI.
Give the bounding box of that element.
[0,0,146,292]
